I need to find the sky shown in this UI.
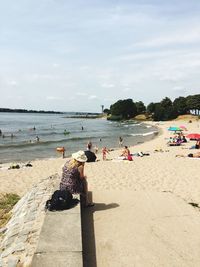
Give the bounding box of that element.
[0,0,200,112]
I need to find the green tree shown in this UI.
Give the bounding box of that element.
[186,94,200,115]
[135,101,146,114]
[103,108,110,114]
[160,97,173,108]
[173,96,188,115]
[152,104,165,121]
[153,99,177,121]
[110,99,137,119]
[147,102,156,113]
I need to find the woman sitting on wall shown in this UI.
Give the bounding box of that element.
[60,150,94,207]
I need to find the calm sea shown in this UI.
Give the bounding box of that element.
[0,113,158,163]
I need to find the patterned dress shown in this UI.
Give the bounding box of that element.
[60,161,84,194]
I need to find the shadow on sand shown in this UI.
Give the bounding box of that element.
[81,192,119,267]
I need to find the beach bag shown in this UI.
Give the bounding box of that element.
[127,154,133,161]
[45,190,75,211]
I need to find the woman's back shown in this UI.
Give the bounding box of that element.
[60,160,84,194]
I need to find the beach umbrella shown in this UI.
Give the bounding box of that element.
[168,126,182,131]
[186,133,200,140]
[179,125,187,131]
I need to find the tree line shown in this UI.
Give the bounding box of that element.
[104,94,200,121]
[0,108,63,114]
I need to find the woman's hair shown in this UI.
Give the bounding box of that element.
[68,159,83,169]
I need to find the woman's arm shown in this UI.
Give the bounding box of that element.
[78,164,85,179]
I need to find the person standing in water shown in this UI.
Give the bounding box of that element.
[119,136,123,147]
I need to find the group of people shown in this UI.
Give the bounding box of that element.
[0,129,14,139]
[59,140,132,206]
[59,133,200,210]
[167,133,187,145]
[0,127,40,142]
[59,138,132,208]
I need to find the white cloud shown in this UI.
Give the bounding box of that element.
[75,92,87,96]
[79,65,90,71]
[101,83,115,88]
[172,86,187,94]
[132,26,200,49]
[123,87,131,92]
[7,80,18,86]
[52,63,60,68]
[88,95,98,100]
[103,97,116,102]
[46,96,62,100]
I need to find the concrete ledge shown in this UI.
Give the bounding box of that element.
[32,196,82,267]
[32,252,82,267]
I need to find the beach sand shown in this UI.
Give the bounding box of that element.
[1,119,200,266]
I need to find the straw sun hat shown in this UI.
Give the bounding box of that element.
[72,150,87,162]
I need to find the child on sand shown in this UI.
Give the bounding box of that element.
[102,147,109,160]
[94,145,98,154]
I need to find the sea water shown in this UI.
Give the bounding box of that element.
[0,112,158,163]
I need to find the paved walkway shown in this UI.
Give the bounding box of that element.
[82,190,200,267]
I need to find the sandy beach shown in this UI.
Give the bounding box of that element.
[1,119,200,266]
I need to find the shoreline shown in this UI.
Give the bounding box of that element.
[0,121,159,166]
[0,121,160,197]
[0,119,199,197]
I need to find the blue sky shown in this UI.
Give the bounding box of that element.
[0,0,200,112]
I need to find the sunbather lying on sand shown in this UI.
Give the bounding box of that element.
[176,152,200,158]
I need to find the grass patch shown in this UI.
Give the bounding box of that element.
[0,193,20,228]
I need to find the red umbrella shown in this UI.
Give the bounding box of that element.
[186,133,200,140]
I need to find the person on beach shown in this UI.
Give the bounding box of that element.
[195,139,200,149]
[84,143,96,162]
[0,129,2,136]
[94,145,98,154]
[119,136,123,147]
[176,152,200,158]
[102,146,109,160]
[62,147,65,158]
[60,150,94,207]
[189,139,200,149]
[182,135,187,143]
[118,146,132,160]
[87,141,92,150]
[121,146,131,158]
[36,136,40,142]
